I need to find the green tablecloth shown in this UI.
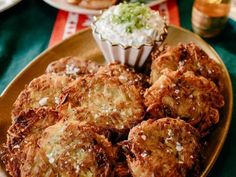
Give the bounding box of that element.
[0,0,235,176]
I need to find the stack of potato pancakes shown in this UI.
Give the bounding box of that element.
[1,43,225,177]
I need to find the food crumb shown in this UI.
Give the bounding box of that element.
[39,97,49,106]
[168,129,173,137]
[46,153,55,164]
[175,89,180,94]
[13,145,20,149]
[176,142,183,152]
[75,165,80,173]
[119,75,128,82]
[141,151,148,158]
[178,161,184,164]
[141,134,147,141]
[54,96,60,105]
[66,64,80,75]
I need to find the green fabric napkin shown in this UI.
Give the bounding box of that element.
[0,0,57,92]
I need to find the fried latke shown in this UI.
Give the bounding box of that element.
[12,74,72,119]
[39,121,114,177]
[59,73,145,133]
[145,71,225,136]
[1,108,61,177]
[46,56,100,78]
[123,118,201,177]
[97,62,149,89]
[151,43,224,91]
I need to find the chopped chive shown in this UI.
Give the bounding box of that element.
[112,2,151,33]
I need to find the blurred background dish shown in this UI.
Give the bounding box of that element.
[0,0,22,13]
[68,0,117,10]
[42,0,166,15]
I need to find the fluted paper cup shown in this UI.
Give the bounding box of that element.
[91,22,168,68]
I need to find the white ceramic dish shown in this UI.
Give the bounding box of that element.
[0,0,21,13]
[91,19,167,67]
[42,0,166,15]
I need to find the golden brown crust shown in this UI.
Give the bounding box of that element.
[12,74,73,119]
[1,108,61,177]
[46,56,100,78]
[2,109,115,177]
[19,146,56,177]
[145,71,225,136]
[39,121,114,177]
[97,62,149,89]
[2,49,226,176]
[123,118,201,177]
[151,43,224,91]
[59,73,145,133]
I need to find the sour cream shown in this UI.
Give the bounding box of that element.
[94,3,166,48]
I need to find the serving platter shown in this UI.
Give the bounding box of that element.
[42,0,166,15]
[0,25,233,177]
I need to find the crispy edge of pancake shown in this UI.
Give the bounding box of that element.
[97,62,149,90]
[12,74,72,119]
[150,43,225,92]
[39,121,115,177]
[59,74,145,134]
[144,71,225,136]
[1,108,61,177]
[123,118,201,177]
[46,56,100,77]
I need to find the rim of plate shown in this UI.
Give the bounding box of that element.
[0,0,22,13]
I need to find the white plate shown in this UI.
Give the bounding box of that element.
[0,0,21,13]
[43,0,166,15]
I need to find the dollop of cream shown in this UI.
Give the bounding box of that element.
[94,3,165,47]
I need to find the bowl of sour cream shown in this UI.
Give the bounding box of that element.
[91,2,167,67]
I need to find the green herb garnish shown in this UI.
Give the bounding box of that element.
[112,2,151,33]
